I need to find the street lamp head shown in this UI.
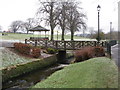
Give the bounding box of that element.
[97,5,101,12]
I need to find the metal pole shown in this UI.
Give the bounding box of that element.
[110,22,112,40]
[40,31,41,37]
[48,31,49,40]
[57,31,58,40]
[45,31,46,38]
[98,11,100,43]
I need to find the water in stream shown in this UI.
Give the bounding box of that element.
[2,64,69,90]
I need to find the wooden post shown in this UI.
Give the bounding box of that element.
[82,41,84,47]
[94,41,97,46]
[105,41,107,48]
[64,41,66,50]
[97,41,100,46]
[25,39,27,44]
[35,40,37,47]
[72,41,75,50]
[55,41,58,49]
[102,41,104,47]
[45,40,48,48]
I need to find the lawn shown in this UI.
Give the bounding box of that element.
[1,33,33,40]
[1,47,57,82]
[1,47,33,69]
[32,57,118,88]
[0,33,93,41]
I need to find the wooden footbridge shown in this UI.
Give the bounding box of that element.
[25,39,107,50]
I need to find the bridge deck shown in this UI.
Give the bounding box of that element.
[25,39,107,50]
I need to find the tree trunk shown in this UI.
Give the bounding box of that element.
[50,27,54,40]
[27,30,29,34]
[14,29,16,33]
[61,28,65,41]
[71,30,74,41]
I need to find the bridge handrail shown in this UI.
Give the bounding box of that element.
[25,39,107,50]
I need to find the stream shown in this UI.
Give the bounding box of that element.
[2,63,69,90]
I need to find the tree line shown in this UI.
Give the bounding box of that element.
[9,18,37,34]
[7,0,87,41]
[88,28,119,40]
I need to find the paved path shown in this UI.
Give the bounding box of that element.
[111,44,120,67]
[0,40,24,47]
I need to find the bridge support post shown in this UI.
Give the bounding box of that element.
[35,40,37,47]
[57,50,66,64]
[25,39,27,44]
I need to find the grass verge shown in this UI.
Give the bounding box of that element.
[1,47,57,82]
[1,48,33,69]
[31,57,118,88]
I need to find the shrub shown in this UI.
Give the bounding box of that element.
[93,46,105,57]
[14,43,21,52]
[74,46,105,62]
[30,48,41,58]
[14,43,41,58]
[74,47,90,62]
[46,48,57,54]
[14,43,32,55]
[36,46,46,49]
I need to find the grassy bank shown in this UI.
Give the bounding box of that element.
[1,48,57,82]
[32,57,118,88]
[1,48,33,69]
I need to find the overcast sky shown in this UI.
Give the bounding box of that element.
[0,0,119,33]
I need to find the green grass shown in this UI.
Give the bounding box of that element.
[1,33,34,40]
[0,33,92,41]
[1,47,57,82]
[32,57,118,88]
[1,48,33,69]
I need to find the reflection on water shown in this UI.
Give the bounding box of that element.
[2,64,69,90]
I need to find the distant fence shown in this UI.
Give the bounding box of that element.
[25,39,107,50]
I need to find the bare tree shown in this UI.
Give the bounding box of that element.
[10,20,24,33]
[66,1,87,40]
[89,27,95,38]
[57,2,69,40]
[24,18,35,34]
[57,1,87,40]
[37,0,59,40]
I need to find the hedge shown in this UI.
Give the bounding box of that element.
[14,43,41,58]
[74,46,105,62]
[2,55,57,83]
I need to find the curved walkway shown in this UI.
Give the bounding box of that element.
[111,44,120,67]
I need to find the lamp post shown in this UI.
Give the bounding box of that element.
[97,5,101,43]
[110,22,112,40]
